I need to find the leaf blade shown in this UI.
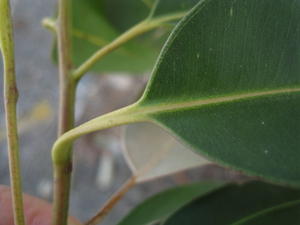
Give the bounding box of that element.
[136,0,300,185]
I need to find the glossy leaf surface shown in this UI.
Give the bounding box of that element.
[136,0,300,186]
[118,182,224,225]
[123,122,209,182]
[163,182,300,225]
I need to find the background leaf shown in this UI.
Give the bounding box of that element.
[123,122,210,182]
[150,0,200,18]
[118,182,224,225]
[163,182,300,225]
[101,0,151,32]
[135,0,300,186]
[54,0,200,73]
[71,0,156,73]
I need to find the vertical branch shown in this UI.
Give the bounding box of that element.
[57,0,74,135]
[0,0,25,225]
[53,0,74,224]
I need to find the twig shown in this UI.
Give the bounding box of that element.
[0,0,25,224]
[85,176,136,225]
[57,0,74,135]
[52,0,74,224]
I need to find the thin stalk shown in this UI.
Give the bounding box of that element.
[52,0,74,224]
[53,163,73,225]
[57,0,73,135]
[52,81,75,225]
[0,0,25,225]
[73,12,186,82]
[85,176,136,225]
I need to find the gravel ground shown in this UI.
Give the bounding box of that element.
[0,1,246,224]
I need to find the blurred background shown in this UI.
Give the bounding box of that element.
[0,0,246,224]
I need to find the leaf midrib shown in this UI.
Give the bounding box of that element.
[138,87,300,116]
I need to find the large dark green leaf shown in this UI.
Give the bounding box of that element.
[51,0,300,192]
[163,182,300,225]
[134,0,300,186]
[117,182,224,225]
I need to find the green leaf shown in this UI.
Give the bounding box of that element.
[71,0,156,73]
[51,0,300,188]
[101,0,151,32]
[135,0,300,186]
[163,182,300,225]
[117,182,225,225]
[123,122,210,182]
[56,0,200,73]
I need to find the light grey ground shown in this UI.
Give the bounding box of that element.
[0,1,246,224]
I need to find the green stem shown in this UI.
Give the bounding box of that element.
[57,0,73,135]
[0,1,26,225]
[52,81,75,225]
[53,163,73,225]
[52,0,74,224]
[73,12,186,82]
